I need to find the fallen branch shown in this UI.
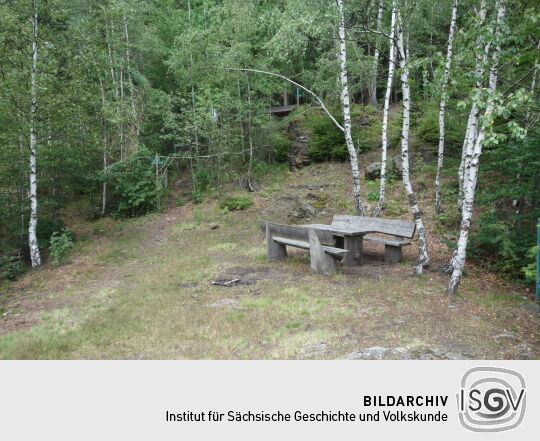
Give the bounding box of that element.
[214,67,344,132]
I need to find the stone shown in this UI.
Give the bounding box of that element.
[513,343,536,360]
[208,298,239,307]
[306,192,322,201]
[493,331,519,343]
[391,154,403,176]
[209,223,220,230]
[441,233,458,242]
[522,302,540,316]
[338,345,471,360]
[287,121,311,169]
[297,342,327,359]
[365,162,382,180]
[288,202,319,219]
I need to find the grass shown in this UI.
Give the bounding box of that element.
[0,161,537,360]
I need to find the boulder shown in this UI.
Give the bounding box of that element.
[391,154,403,176]
[365,162,382,180]
[288,202,319,219]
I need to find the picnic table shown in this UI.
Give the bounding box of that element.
[299,223,367,266]
[300,215,417,266]
[260,215,416,275]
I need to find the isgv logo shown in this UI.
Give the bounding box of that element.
[457,367,526,432]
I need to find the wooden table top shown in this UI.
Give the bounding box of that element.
[300,223,375,236]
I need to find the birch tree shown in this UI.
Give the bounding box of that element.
[337,0,364,215]
[372,0,396,217]
[457,0,488,210]
[396,7,430,273]
[368,0,385,109]
[448,0,506,294]
[28,0,41,267]
[434,0,458,214]
[448,1,489,272]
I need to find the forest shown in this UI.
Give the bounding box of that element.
[0,0,538,359]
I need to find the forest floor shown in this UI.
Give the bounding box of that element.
[0,158,538,359]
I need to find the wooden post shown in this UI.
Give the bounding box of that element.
[309,229,337,275]
[384,245,402,263]
[266,222,286,261]
[283,89,288,106]
[343,235,363,266]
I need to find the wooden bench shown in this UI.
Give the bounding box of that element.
[331,215,415,263]
[261,221,348,275]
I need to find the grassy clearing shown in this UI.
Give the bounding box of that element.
[0,162,538,360]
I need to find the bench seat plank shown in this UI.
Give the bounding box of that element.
[364,236,411,247]
[273,236,348,256]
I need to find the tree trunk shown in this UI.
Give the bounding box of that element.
[123,14,139,143]
[373,1,396,217]
[246,75,255,191]
[457,1,487,210]
[434,0,458,214]
[448,0,506,294]
[337,0,363,215]
[98,78,108,216]
[396,10,429,273]
[449,1,488,271]
[28,0,41,268]
[368,0,384,109]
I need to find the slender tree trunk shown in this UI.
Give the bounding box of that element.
[106,21,124,161]
[28,0,41,268]
[434,0,458,214]
[457,1,487,210]
[246,75,254,191]
[368,0,384,109]
[98,77,108,215]
[373,1,396,217]
[123,15,139,142]
[396,10,429,273]
[448,0,505,294]
[337,0,363,215]
[449,2,489,271]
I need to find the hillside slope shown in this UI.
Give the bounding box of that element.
[0,160,538,359]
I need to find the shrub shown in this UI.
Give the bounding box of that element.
[367,190,379,201]
[106,149,163,218]
[219,193,253,211]
[469,210,533,279]
[304,112,348,162]
[49,229,74,266]
[0,255,25,280]
[270,131,292,162]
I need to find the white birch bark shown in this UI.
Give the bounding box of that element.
[449,2,489,271]
[373,1,396,217]
[457,1,487,210]
[98,77,108,215]
[337,0,363,215]
[434,0,458,214]
[368,0,384,109]
[246,75,255,191]
[448,0,506,294]
[28,0,41,267]
[396,10,429,273]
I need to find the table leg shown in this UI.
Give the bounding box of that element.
[343,235,363,266]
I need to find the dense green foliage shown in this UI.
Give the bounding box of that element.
[48,229,74,266]
[0,0,538,285]
[219,193,253,211]
[470,129,540,281]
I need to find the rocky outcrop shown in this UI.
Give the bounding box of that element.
[287,120,311,169]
